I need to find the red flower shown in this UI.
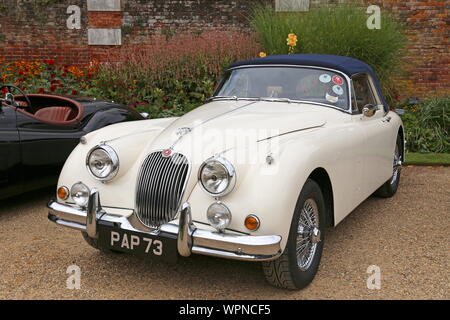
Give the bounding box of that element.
[59,84,64,87]
[50,85,57,92]
[71,90,77,95]
[18,71,25,76]
[50,79,59,84]
[43,59,55,65]
[51,73,56,78]
[62,72,67,77]
[38,88,45,93]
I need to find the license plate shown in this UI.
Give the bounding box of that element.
[97,224,178,263]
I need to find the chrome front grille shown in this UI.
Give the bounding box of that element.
[135,151,189,227]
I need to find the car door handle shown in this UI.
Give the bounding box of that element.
[382,116,392,123]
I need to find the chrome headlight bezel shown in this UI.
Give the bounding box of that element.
[198,156,236,197]
[86,144,119,182]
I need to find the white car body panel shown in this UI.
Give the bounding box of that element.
[57,98,403,251]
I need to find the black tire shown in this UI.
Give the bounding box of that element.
[262,179,326,290]
[81,232,122,254]
[374,135,402,198]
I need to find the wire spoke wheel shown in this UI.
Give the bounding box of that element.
[391,142,402,186]
[296,198,320,271]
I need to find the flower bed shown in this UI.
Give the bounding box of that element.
[0,58,97,96]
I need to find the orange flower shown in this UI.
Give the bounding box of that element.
[259,52,267,58]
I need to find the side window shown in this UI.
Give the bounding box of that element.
[352,74,376,113]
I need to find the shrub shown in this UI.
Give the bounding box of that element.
[250,3,407,103]
[401,96,450,153]
[91,31,261,118]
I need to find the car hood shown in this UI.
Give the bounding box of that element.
[145,100,328,160]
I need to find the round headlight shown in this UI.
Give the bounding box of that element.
[199,157,236,197]
[86,145,119,181]
[70,182,90,207]
[207,202,232,232]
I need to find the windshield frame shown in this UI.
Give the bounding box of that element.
[212,64,353,114]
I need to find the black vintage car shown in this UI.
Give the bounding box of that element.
[0,85,144,199]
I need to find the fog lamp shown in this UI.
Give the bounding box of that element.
[207,202,232,232]
[70,182,90,207]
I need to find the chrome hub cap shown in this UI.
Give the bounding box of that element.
[296,198,320,271]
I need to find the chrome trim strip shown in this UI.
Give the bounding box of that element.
[47,199,282,262]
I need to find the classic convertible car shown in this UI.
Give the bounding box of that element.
[48,54,404,289]
[0,85,143,199]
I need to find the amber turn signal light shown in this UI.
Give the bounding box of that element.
[244,215,260,231]
[57,186,69,200]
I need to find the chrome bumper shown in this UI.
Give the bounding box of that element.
[47,189,282,261]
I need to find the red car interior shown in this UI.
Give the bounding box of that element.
[14,94,84,125]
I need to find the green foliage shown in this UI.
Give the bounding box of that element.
[90,32,260,118]
[401,96,450,153]
[250,3,407,103]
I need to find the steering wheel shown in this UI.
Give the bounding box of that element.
[0,84,33,111]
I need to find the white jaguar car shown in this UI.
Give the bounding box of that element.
[48,54,404,289]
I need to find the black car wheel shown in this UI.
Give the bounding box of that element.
[262,179,326,289]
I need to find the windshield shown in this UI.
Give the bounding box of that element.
[214,67,350,110]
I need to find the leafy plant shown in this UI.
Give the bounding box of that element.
[401,96,450,153]
[250,3,407,103]
[91,31,261,118]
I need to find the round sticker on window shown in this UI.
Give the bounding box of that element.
[319,74,332,83]
[332,85,344,96]
[325,93,338,103]
[332,75,344,85]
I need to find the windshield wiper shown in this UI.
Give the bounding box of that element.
[206,95,238,102]
[259,97,293,104]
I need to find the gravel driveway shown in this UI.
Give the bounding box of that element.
[0,166,448,299]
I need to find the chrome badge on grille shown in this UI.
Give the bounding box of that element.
[162,148,173,157]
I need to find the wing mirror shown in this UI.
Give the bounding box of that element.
[362,104,378,117]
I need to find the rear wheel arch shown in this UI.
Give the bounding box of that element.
[307,168,334,228]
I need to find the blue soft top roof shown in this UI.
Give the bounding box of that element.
[228,54,388,111]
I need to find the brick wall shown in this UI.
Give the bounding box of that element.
[0,0,448,99]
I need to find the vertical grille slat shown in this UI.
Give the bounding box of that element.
[135,151,189,227]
